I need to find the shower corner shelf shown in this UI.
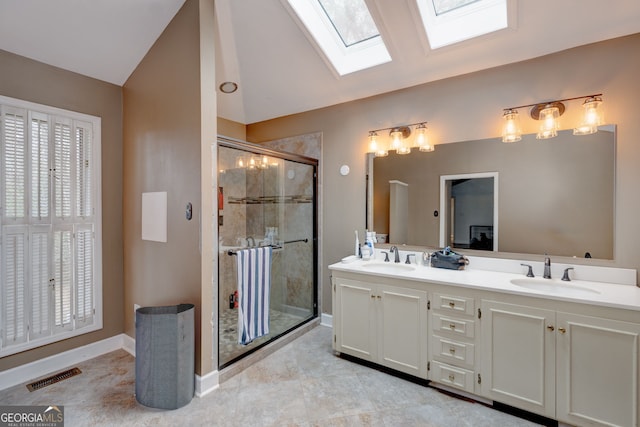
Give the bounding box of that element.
[228,195,312,205]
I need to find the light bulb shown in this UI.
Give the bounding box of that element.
[536,106,560,139]
[574,96,604,135]
[502,109,522,143]
[368,131,388,157]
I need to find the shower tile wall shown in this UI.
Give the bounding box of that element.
[263,133,320,315]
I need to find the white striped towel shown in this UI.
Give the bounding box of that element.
[236,246,273,345]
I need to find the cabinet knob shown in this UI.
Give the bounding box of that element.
[449,323,456,330]
[559,327,566,334]
[371,295,375,299]
[448,374,455,382]
[377,295,381,300]
[449,347,456,354]
[547,325,555,331]
[449,301,455,308]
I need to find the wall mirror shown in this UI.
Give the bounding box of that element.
[367,126,615,259]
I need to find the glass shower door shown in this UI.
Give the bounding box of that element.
[217,140,317,368]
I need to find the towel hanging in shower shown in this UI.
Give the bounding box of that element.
[236,246,273,345]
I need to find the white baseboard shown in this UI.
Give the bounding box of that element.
[122,333,135,357]
[195,370,219,397]
[0,334,125,391]
[321,312,332,328]
[0,333,223,397]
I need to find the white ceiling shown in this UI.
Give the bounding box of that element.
[0,0,185,86]
[2,1,640,125]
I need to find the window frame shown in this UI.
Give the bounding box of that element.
[0,95,102,357]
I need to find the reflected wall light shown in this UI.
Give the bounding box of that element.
[367,122,430,156]
[501,94,604,142]
[574,96,605,135]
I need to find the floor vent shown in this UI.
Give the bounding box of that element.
[26,367,82,392]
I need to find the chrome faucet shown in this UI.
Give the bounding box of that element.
[543,254,552,279]
[246,236,256,247]
[389,246,401,263]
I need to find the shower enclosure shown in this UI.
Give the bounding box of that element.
[217,137,318,368]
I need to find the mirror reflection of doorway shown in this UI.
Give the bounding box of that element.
[440,172,498,251]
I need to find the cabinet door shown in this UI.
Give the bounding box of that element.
[557,312,640,427]
[334,278,377,362]
[481,300,556,418]
[378,285,428,378]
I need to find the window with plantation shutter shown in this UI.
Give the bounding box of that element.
[1,96,102,356]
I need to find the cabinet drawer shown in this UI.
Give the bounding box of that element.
[430,361,475,393]
[432,314,475,338]
[432,335,475,366]
[433,293,475,316]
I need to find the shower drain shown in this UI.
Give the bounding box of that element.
[26,367,82,392]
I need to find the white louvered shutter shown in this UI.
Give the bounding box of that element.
[53,118,72,220]
[1,226,28,346]
[30,226,51,338]
[30,112,50,221]
[75,225,94,327]
[53,228,73,331]
[2,107,27,220]
[75,122,92,219]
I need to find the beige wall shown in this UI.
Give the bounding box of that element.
[247,33,640,314]
[123,0,216,375]
[218,117,246,140]
[0,50,124,370]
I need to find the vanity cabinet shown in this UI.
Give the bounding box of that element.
[332,277,428,378]
[429,292,479,394]
[556,312,640,427]
[481,300,640,426]
[480,300,556,418]
[331,264,640,427]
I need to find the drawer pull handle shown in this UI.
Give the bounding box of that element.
[449,323,456,330]
[448,374,455,382]
[449,302,455,308]
[377,295,381,300]
[547,325,555,332]
[371,295,375,299]
[559,327,566,334]
[449,347,456,354]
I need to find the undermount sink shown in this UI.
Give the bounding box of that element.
[362,262,416,273]
[510,278,600,297]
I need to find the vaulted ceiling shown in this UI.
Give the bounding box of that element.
[2,1,640,125]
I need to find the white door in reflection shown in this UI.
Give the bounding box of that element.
[440,172,498,251]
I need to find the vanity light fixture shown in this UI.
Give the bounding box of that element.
[501,94,603,142]
[368,131,388,157]
[415,123,434,152]
[501,109,522,143]
[367,122,430,156]
[574,96,605,135]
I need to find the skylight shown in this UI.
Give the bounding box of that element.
[285,0,391,76]
[317,0,379,47]
[416,0,509,50]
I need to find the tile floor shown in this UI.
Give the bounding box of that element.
[0,325,545,426]
[219,307,308,365]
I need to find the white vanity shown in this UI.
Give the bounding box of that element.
[329,253,640,427]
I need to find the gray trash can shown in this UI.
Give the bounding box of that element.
[135,303,195,409]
